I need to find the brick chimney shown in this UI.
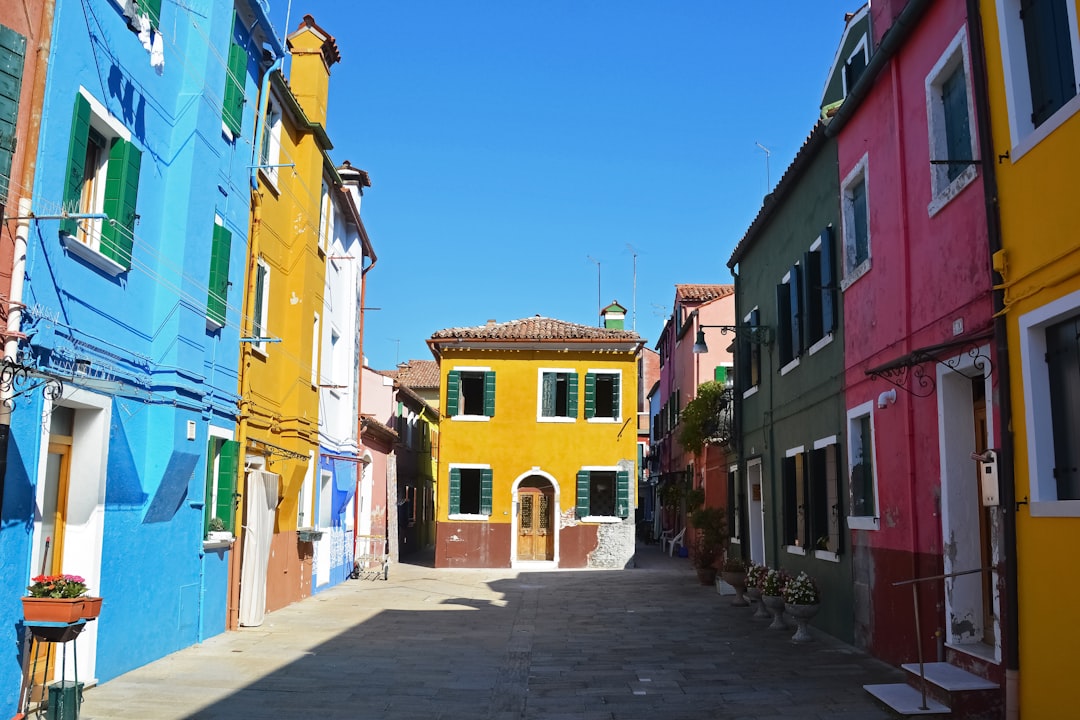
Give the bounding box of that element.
[286,14,340,126]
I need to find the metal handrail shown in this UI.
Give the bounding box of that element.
[893,566,994,710]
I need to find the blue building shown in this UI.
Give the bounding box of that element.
[0,0,281,708]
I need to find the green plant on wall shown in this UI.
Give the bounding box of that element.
[678,381,731,453]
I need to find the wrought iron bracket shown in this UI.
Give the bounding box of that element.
[866,336,993,398]
[0,358,63,409]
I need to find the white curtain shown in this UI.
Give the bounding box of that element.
[239,470,278,627]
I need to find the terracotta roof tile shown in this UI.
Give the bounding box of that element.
[675,284,734,302]
[430,316,641,342]
[392,360,440,390]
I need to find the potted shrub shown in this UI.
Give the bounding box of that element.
[23,574,90,623]
[760,568,791,630]
[745,562,770,618]
[206,516,234,543]
[783,571,821,643]
[688,505,727,586]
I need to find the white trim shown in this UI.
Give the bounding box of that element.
[742,386,759,400]
[779,358,800,376]
[840,153,871,290]
[815,550,840,563]
[808,334,834,356]
[841,33,870,98]
[581,516,623,524]
[814,435,838,450]
[78,86,131,141]
[447,514,489,521]
[510,469,561,567]
[846,400,880,530]
[785,545,807,556]
[925,27,979,216]
[451,365,492,372]
[451,415,491,423]
[252,257,271,357]
[586,368,622,422]
[785,445,805,458]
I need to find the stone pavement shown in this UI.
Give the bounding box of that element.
[79,544,905,719]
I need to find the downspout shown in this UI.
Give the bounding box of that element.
[230,53,283,629]
[353,252,376,559]
[966,2,1019,717]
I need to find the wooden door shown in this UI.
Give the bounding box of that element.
[517,489,553,561]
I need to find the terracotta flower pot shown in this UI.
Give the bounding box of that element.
[81,596,103,621]
[22,597,86,623]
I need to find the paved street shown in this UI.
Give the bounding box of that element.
[80,545,904,720]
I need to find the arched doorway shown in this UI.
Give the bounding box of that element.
[516,476,555,562]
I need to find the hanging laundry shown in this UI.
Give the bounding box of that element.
[150,31,164,75]
[121,0,137,25]
[136,13,152,53]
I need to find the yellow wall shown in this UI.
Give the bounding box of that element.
[436,348,639,522]
[980,1,1080,713]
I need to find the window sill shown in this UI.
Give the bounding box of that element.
[203,533,235,550]
[808,333,834,356]
[60,232,127,276]
[1030,500,1080,518]
[537,416,576,423]
[927,164,977,218]
[1009,91,1080,163]
[841,259,871,291]
[451,415,491,422]
[586,417,620,424]
[448,513,489,521]
[779,358,801,376]
[221,121,236,143]
[814,550,840,562]
[785,545,807,556]
[205,316,225,332]
[258,167,280,197]
[847,515,879,531]
[580,515,624,524]
[743,385,759,400]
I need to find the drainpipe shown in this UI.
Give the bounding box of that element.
[354,253,376,558]
[966,2,1019,717]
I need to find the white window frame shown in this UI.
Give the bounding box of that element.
[536,367,577,423]
[846,401,880,530]
[1020,288,1080,516]
[806,234,834,355]
[251,257,271,357]
[783,446,807,554]
[298,451,315,530]
[842,34,869,98]
[926,27,978,216]
[994,0,1080,161]
[742,308,760,399]
[778,268,802,376]
[840,153,871,289]
[586,369,622,423]
[259,94,282,191]
[448,462,491,521]
[449,365,492,422]
[317,469,333,530]
[580,464,624,523]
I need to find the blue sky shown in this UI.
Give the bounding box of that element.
[271,2,860,371]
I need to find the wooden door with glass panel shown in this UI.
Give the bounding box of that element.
[517,480,554,561]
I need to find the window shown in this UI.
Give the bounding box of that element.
[204,436,239,535]
[585,370,621,421]
[729,464,741,544]
[847,402,879,530]
[251,257,270,354]
[259,95,282,187]
[1018,290,1080,515]
[0,24,26,211]
[327,327,340,392]
[446,368,495,419]
[317,470,332,529]
[448,466,492,518]
[538,369,578,421]
[782,448,806,549]
[318,180,331,252]
[311,312,320,387]
[575,468,631,519]
[995,0,1080,155]
[206,218,231,329]
[222,16,247,139]
[809,437,843,556]
[60,89,141,274]
[926,29,978,214]
[840,154,870,286]
[298,452,315,529]
[803,227,837,351]
[843,34,869,96]
[738,308,762,397]
[777,265,802,370]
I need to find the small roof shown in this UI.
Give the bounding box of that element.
[430,316,641,342]
[287,14,341,67]
[392,360,440,390]
[675,284,734,303]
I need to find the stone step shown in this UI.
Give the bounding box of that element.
[864,683,950,716]
[900,662,998,692]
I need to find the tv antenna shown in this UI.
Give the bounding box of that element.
[755,142,772,192]
[586,255,601,326]
[626,244,638,331]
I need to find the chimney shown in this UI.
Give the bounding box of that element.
[337,160,371,211]
[600,301,626,330]
[286,14,341,126]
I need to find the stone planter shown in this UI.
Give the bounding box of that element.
[721,571,749,606]
[785,602,820,643]
[745,587,769,619]
[761,594,786,630]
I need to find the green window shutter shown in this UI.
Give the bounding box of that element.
[819,228,836,333]
[446,371,460,416]
[480,469,493,515]
[216,440,239,532]
[203,439,217,535]
[584,373,596,418]
[788,263,802,356]
[714,366,727,384]
[776,282,792,365]
[483,371,496,416]
[575,470,590,518]
[140,0,163,29]
[612,374,620,418]
[100,138,141,268]
[62,94,92,237]
[252,263,266,337]
[567,372,579,418]
[0,25,26,206]
[616,470,630,518]
[448,468,461,515]
[222,40,247,137]
[942,66,972,182]
[207,223,231,326]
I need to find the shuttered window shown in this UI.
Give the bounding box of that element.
[781,452,806,548]
[207,223,231,327]
[941,64,972,183]
[809,442,843,554]
[850,178,868,267]
[446,370,495,417]
[776,264,802,367]
[576,469,630,519]
[584,372,620,420]
[222,28,247,137]
[540,371,578,419]
[0,24,26,208]
[448,467,492,516]
[204,438,239,535]
[1046,313,1080,500]
[1021,0,1077,127]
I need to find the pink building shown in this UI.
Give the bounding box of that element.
[829,0,1003,697]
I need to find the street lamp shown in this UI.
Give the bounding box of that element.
[692,325,772,354]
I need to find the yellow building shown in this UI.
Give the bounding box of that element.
[231,15,342,625]
[980,0,1080,713]
[428,313,643,568]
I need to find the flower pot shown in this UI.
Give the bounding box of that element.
[22,597,86,624]
[761,594,786,630]
[745,587,769,618]
[81,596,103,621]
[785,602,820,643]
[721,571,749,607]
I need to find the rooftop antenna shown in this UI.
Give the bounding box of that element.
[587,255,601,327]
[389,338,400,365]
[626,243,638,331]
[755,142,772,193]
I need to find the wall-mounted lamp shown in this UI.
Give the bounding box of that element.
[693,324,773,354]
[877,388,897,409]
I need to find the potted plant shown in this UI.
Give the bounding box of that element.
[760,568,790,630]
[745,562,770,618]
[719,554,749,606]
[206,516,234,543]
[688,505,727,586]
[783,571,821,643]
[23,574,90,623]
